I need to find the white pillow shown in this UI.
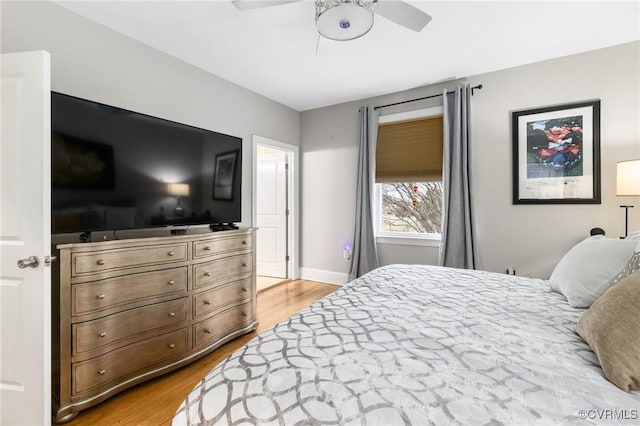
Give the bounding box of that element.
[549,236,639,308]
[626,230,640,240]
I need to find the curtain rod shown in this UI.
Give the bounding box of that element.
[374,84,483,110]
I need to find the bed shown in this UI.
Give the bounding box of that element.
[173,259,640,425]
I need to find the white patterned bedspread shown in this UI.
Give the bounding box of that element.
[173,265,640,425]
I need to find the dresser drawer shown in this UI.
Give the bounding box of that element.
[72,328,188,395]
[72,267,188,317]
[193,278,252,319]
[73,298,188,356]
[72,243,188,276]
[193,302,253,348]
[193,253,252,290]
[193,235,252,259]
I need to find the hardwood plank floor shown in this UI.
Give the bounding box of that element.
[64,279,338,426]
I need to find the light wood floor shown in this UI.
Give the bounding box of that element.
[256,275,288,292]
[65,279,338,426]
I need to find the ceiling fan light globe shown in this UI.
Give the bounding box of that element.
[316,1,374,41]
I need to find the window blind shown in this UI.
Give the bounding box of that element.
[375,115,443,183]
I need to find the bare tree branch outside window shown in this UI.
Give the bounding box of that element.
[381,182,443,234]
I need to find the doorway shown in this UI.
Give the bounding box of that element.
[252,136,299,292]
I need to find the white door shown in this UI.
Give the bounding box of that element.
[256,148,287,277]
[0,51,52,426]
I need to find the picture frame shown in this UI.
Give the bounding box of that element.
[213,150,238,201]
[512,100,601,204]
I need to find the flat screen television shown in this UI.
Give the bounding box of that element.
[51,92,242,235]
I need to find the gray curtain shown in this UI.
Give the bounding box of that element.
[348,106,380,280]
[439,85,477,269]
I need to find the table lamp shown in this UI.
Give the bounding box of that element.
[616,159,640,237]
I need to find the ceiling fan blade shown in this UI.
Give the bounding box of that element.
[232,0,302,10]
[374,0,432,32]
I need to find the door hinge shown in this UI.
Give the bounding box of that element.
[285,209,290,216]
[286,255,290,261]
[285,162,289,170]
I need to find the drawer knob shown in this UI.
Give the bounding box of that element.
[203,300,211,305]
[242,240,247,245]
[241,263,247,267]
[97,369,106,376]
[97,260,105,266]
[168,280,175,285]
[168,343,176,349]
[204,328,211,334]
[169,312,176,317]
[203,246,211,251]
[168,251,175,257]
[96,293,105,300]
[98,332,106,338]
[242,312,247,317]
[242,287,248,292]
[204,272,211,277]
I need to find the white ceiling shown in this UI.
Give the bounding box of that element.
[55,1,639,112]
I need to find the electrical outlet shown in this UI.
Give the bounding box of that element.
[343,248,351,261]
[342,242,352,262]
[506,267,516,276]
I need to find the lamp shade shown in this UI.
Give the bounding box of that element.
[316,0,374,41]
[616,159,640,196]
[167,183,190,197]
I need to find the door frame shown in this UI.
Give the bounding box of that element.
[251,135,299,280]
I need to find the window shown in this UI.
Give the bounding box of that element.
[380,182,443,234]
[375,108,443,241]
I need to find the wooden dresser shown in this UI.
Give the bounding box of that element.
[51,228,257,422]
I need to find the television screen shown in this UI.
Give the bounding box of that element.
[51,92,242,234]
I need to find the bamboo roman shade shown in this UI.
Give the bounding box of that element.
[375,115,443,183]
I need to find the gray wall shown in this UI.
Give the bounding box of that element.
[1,0,300,229]
[467,41,640,278]
[300,41,640,281]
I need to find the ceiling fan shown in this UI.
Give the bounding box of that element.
[232,0,432,41]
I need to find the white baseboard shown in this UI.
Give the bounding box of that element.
[299,267,349,286]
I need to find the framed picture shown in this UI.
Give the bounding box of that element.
[213,150,238,201]
[512,100,601,204]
